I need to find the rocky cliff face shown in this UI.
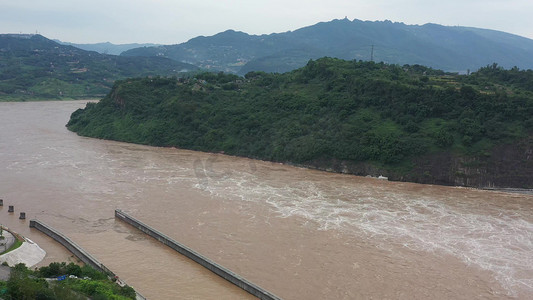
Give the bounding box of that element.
[411,136,533,188]
[305,135,533,189]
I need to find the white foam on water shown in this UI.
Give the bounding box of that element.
[192,170,533,297]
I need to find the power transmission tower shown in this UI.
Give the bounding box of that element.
[370,44,374,62]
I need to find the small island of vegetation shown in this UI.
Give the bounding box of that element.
[67,58,533,188]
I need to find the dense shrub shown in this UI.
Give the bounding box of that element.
[3,262,135,300]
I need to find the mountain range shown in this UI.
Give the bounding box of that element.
[0,34,197,100]
[3,19,533,100]
[54,40,160,55]
[121,18,533,74]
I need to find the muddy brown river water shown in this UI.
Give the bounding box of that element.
[0,101,531,299]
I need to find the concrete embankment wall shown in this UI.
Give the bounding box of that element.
[29,219,146,300]
[29,219,108,274]
[115,209,281,300]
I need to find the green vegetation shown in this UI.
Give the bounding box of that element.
[1,262,135,300]
[0,34,198,101]
[67,58,533,186]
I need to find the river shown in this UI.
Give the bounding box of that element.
[0,100,531,299]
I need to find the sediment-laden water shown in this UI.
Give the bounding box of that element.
[0,101,531,299]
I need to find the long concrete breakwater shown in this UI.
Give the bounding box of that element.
[29,219,108,273]
[29,219,146,300]
[115,209,282,300]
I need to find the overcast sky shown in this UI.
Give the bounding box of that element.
[2,0,533,44]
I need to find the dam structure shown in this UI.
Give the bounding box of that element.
[115,209,281,300]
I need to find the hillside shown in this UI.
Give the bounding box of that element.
[121,18,533,74]
[67,58,533,188]
[0,34,198,100]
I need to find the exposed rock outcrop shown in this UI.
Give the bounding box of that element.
[305,136,533,189]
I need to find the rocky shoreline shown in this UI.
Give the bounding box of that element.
[302,135,533,189]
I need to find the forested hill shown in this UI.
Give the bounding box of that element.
[121,18,533,74]
[0,34,197,100]
[67,58,533,188]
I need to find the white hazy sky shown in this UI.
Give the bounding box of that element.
[2,0,533,44]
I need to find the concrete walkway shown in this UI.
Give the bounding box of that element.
[0,239,46,268]
[0,228,46,268]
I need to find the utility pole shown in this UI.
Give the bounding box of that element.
[370,44,374,62]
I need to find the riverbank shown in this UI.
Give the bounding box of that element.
[0,97,101,102]
[155,143,533,191]
[299,138,533,189]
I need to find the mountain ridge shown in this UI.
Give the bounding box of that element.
[54,40,161,55]
[121,18,533,74]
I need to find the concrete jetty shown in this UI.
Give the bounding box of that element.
[29,219,147,300]
[30,219,106,273]
[115,209,282,300]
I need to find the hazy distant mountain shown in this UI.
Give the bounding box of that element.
[55,40,160,55]
[0,34,198,100]
[121,18,533,74]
